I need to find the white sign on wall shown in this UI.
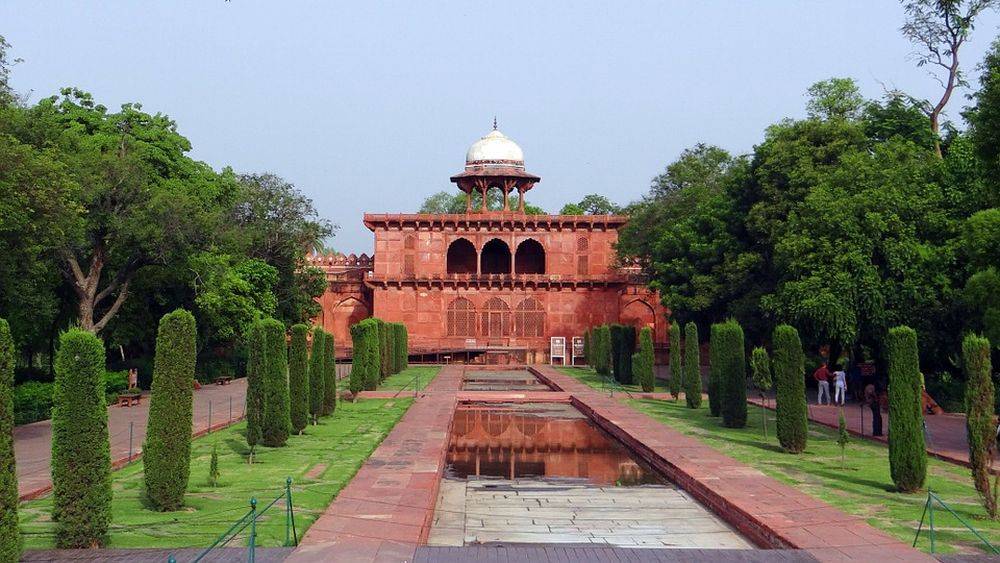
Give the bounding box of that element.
[550,336,566,366]
[571,336,585,365]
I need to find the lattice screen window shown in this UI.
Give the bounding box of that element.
[514,297,545,337]
[447,297,476,336]
[480,297,511,337]
[577,237,589,252]
[576,255,588,276]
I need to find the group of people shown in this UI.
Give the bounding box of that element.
[813,360,883,436]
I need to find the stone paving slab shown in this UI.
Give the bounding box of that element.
[455,391,571,403]
[286,365,465,563]
[532,366,933,562]
[414,546,820,562]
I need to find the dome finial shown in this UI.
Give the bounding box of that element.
[492,115,497,131]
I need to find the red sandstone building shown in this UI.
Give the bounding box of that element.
[309,128,666,362]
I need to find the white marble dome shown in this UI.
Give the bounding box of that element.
[465,129,524,168]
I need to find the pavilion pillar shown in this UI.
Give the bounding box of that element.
[517,186,525,213]
[465,190,472,213]
[478,180,488,213]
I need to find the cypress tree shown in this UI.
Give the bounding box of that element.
[708,323,722,417]
[750,346,773,439]
[668,321,682,400]
[0,319,20,562]
[594,325,611,376]
[323,330,337,415]
[377,319,390,381]
[964,334,996,518]
[887,325,926,493]
[308,327,326,423]
[583,329,591,366]
[773,324,807,453]
[261,318,291,447]
[397,323,408,371]
[52,329,111,548]
[245,320,266,459]
[366,319,381,390]
[349,321,367,396]
[144,309,197,511]
[288,324,309,434]
[635,327,655,392]
[623,325,636,384]
[717,319,747,428]
[683,322,701,408]
[385,320,396,375]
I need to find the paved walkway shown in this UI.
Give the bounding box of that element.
[287,365,464,562]
[532,366,931,562]
[748,397,976,470]
[15,378,247,499]
[415,546,817,562]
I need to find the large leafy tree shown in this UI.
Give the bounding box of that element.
[418,189,546,214]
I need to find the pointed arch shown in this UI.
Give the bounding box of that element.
[514,239,545,274]
[514,297,545,337]
[447,297,476,336]
[447,238,477,274]
[480,238,512,274]
[480,296,511,337]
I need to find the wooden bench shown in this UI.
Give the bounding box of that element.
[214,376,233,386]
[117,394,141,407]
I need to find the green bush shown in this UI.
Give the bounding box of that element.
[377,319,390,381]
[208,443,220,487]
[887,325,926,492]
[52,328,112,548]
[144,309,197,511]
[610,325,636,384]
[716,319,747,428]
[103,370,129,397]
[597,325,613,376]
[395,323,408,373]
[323,330,336,415]
[774,324,807,453]
[750,346,773,439]
[683,322,701,408]
[634,327,655,392]
[964,334,996,518]
[245,320,266,455]
[0,319,21,562]
[308,327,326,422]
[583,329,591,366]
[12,381,53,425]
[288,324,309,434]
[668,321,681,400]
[261,318,291,447]
[350,319,379,394]
[623,325,636,384]
[708,323,721,417]
[366,319,381,390]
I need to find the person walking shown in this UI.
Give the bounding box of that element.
[814,362,831,405]
[833,364,847,406]
[864,382,883,436]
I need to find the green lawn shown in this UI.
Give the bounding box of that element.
[19,398,412,549]
[561,366,1000,555]
[378,365,441,392]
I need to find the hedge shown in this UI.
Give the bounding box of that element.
[583,329,591,366]
[394,323,408,373]
[245,320,266,454]
[323,330,337,415]
[716,319,747,428]
[377,319,390,381]
[260,318,291,447]
[887,325,926,493]
[288,324,309,434]
[964,334,996,518]
[773,324,807,453]
[634,327,655,392]
[668,321,681,400]
[0,319,20,562]
[350,319,379,394]
[683,322,701,408]
[143,309,197,511]
[308,327,326,423]
[707,323,721,417]
[52,328,112,548]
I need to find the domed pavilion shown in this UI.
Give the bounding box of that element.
[309,125,666,363]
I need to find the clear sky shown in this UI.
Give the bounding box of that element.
[4,1,1000,253]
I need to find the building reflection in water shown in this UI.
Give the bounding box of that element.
[446,404,663,486]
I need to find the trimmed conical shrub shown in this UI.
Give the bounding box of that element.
[323,330,337,415]
[144,309,197,511]
[52,328,111,548]
[773,324,807,453]
[377,319,390,381]
[398,324,409,371]
[887,325,926,493]
[594,325,612,376]
[261,318,291,447]
[668,321,682,400]
[0,319,20,562]
[245,320,266,455]
[717,319,747,428]
[634,327,655,392]
[583,329,591,366]
[288,324,309,434]
[350,319,378,394]
[683,322,701,408]
[964,334,996,518]
[366,319,381,390]
[308,327,325,423]
[750,346,773,439]
[708,323,721,417]
[610,325,625,383]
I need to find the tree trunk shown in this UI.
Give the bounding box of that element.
[61,244,136,334]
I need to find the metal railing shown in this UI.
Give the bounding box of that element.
[912,490,999,554]
[599,372,634,399]
[168,478,298,563]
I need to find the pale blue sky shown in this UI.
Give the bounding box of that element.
[4,1,1000,252]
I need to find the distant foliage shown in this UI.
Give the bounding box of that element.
[773,325,807,453]
[887,326,926,492]
[964,333,997,518]
[288,324,309,434]
[245,320,266,456]
[634,327,655,393]
[260,318,291,447]
[668,321,682,400]
[144,309,197,512]
[708,324,721,417]
[308,327,326,422]
[0,319,20,562]
[717,320,747,428]
[323,330,336,415]
[683,322,702,408]
[51,329,111,548]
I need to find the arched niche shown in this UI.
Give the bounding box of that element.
[480,239,512,275]
[447,238,477,274]
[514,239,545,274]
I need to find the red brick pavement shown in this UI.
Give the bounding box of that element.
[531,366,932,562]
[15,378,247,500]
[287,365,464,563]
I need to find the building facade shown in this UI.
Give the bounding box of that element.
[310,128,667,362]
